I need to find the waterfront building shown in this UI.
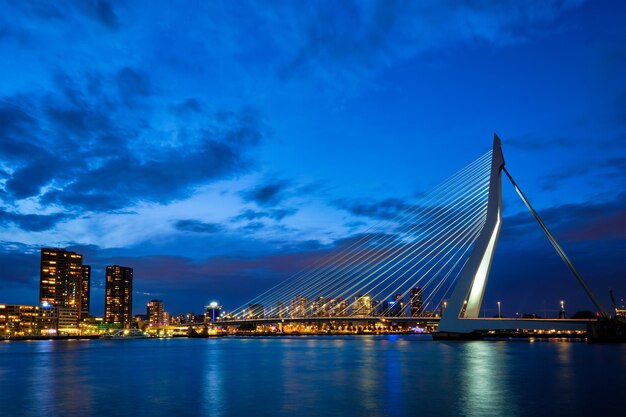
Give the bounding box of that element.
[104,265,133,327]
[311,296,327,317]
[290,295,309,318]
[39,248,91,322]
[56,306,79,335]
[353,295,372,317]
[0,304,40,336]
[410,287,423,317]
[382,296,404,317]
[81,265,91,320]
[336,298,349,316]
[275,301,288,318]
[205,302,221,322]
[248,304,264,319]
[324,298,338,317]
[147,299,165,326]
[372,299,383,316]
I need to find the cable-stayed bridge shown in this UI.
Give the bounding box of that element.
[230,135,606,338]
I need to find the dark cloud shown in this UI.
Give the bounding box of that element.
[174,219,223,234]
[0,71,267,213]
[171,98,203,115]
[501,192,626,242]
[116,67,151,103]
[541,156,626,190]
[0,210,69,232]
[232,208,297,222]
[93,0,120,29]
[335,197,410,220]
[0,243,39,286]
[243,179,291,206]
[242,221,265,233]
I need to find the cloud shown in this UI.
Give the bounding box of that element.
[0,210,70,232]
[0,242,40,286]
[335,197,410,220]
[541,156,626,190]
[232,208,297,222]
[501,192,626,242]
[0,71,268,213]
[171,98,203,115]
[242,178,292,206]
[116,67,151,103]
[174,219,223,234]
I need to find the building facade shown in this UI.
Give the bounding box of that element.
[81,265,91,320]
[147,299,165,326]
[39,248,91,324]
[410,286,424,317]
[104,265,134,327]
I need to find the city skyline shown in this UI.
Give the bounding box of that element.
[1,1,625,315]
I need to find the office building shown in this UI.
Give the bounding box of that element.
[81,265,91,319]
[410,287,424,317]
[104,265,133,327]
[353,295,372,317]
[147,299,165,326]
[39,248,90,325]
[248,304,264,319]
[39,248,87,309]
[290,295,309,318]
[0,304,40,336]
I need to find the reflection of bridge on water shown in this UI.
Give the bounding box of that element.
[230,135,609,339]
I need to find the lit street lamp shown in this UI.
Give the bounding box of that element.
[497,301,501,318]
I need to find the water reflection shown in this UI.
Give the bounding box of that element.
[1,337,625,417]
[202,339,224,417]
[458,342,518,417]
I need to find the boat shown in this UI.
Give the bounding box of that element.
[102,329,149,339]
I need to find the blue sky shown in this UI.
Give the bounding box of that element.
[0,0,625,317]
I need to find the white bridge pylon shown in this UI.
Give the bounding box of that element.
[437,134,606,336]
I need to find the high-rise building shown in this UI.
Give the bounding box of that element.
[39,248,90,322]
[248,304,264,319]
[81,265,91,320]
[290,295,309,318]
[104,265,133,327]
[382,295,404,317]
[147,299,165,326]
[410,287,423,317]
[274,301,288,318]
[353,295,372,317]
[311,296,327,317]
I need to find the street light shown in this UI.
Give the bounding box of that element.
[497,301,501,318]
[560,300,565,319]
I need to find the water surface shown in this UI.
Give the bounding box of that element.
[1,335,624,416]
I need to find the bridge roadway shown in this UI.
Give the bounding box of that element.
[187,316,596,331]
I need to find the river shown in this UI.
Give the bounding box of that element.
[1,335,624,416]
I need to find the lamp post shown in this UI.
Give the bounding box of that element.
[560,300,565,319]
[497,301,501,319]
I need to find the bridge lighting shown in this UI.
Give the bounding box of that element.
[497,301,501,318]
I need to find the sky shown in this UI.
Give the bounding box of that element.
[0,0,625,317]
